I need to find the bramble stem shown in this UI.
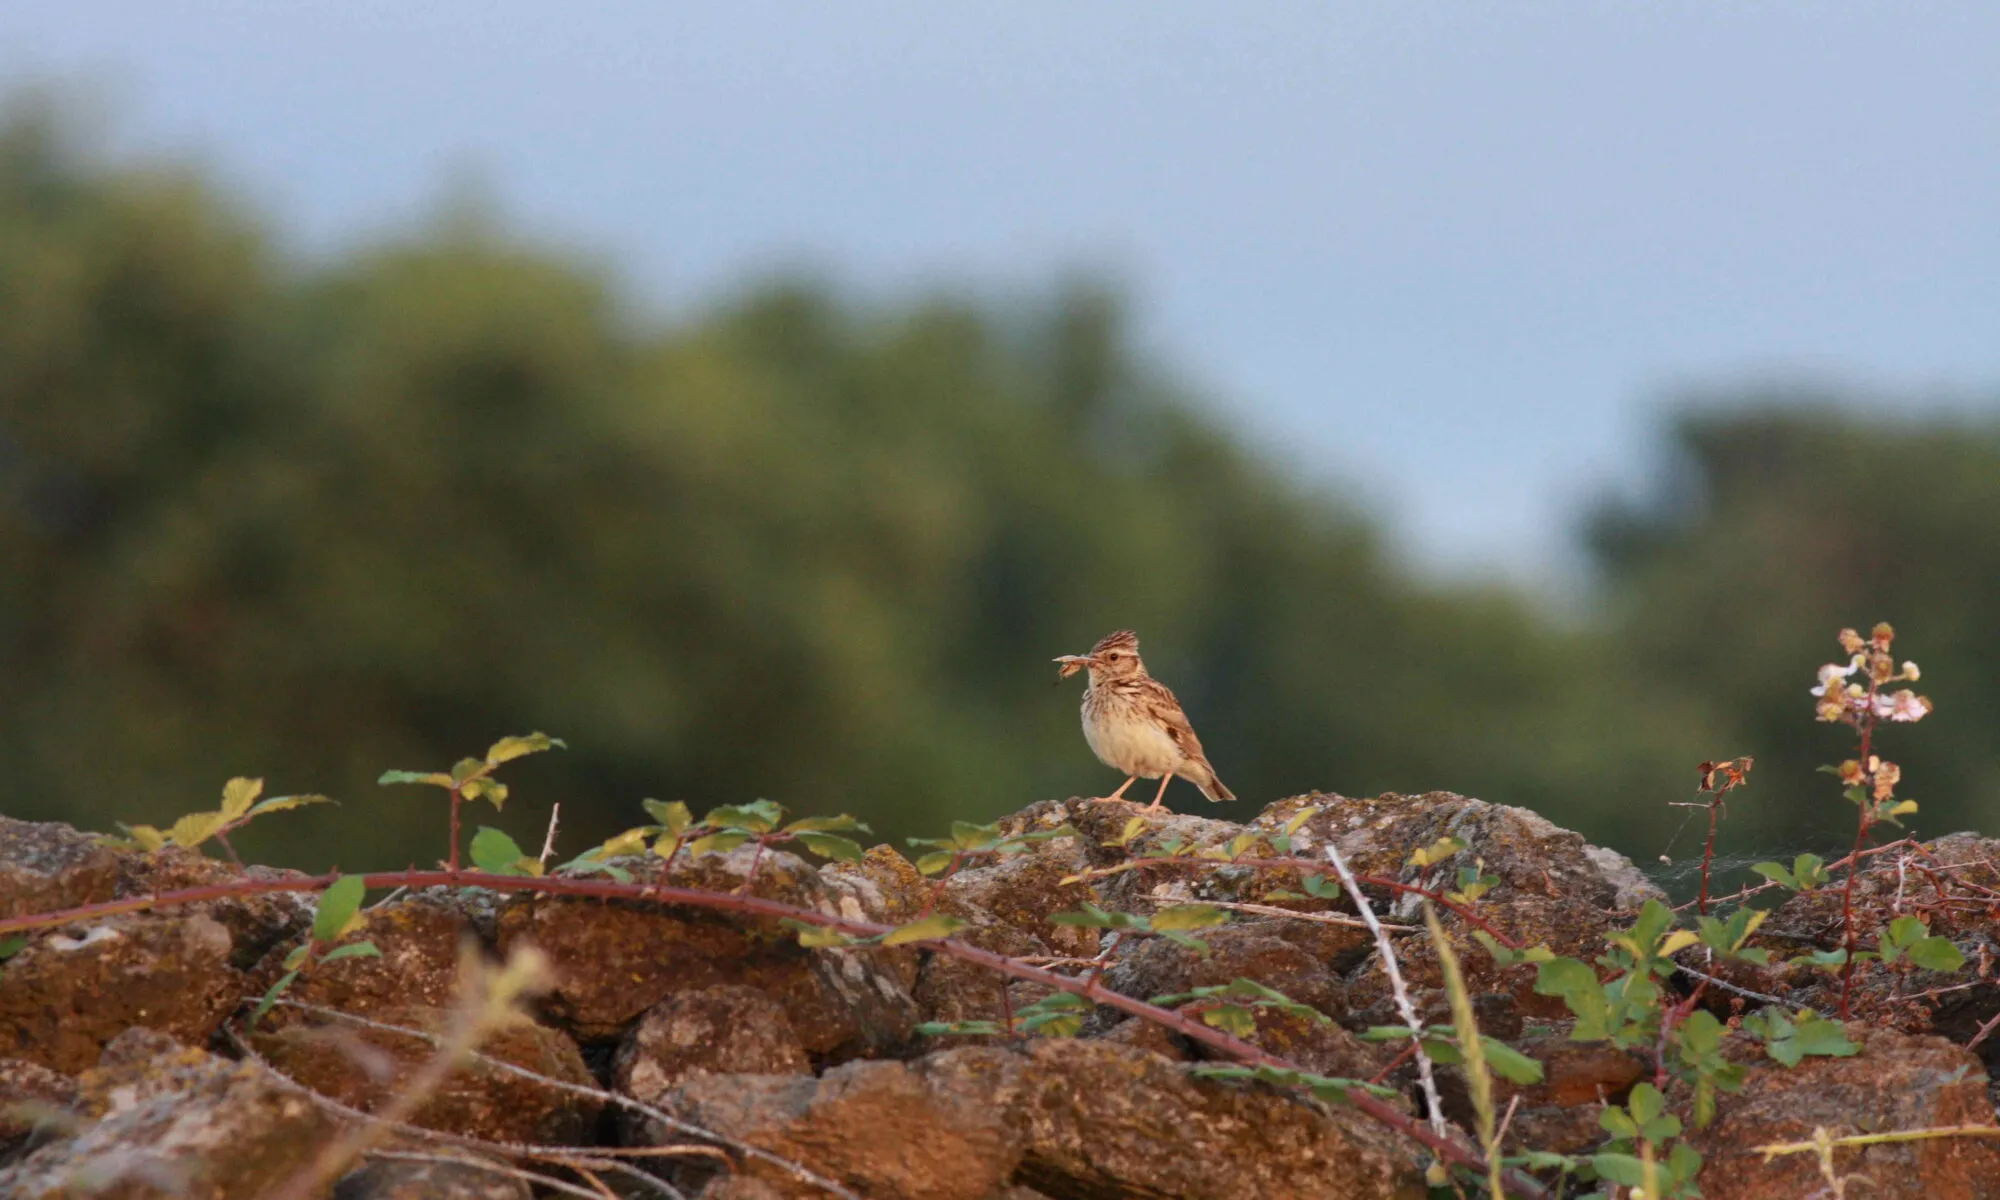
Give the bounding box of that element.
[1838,711,1879,1019]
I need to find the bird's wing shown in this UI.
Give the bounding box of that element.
[1145,679,1209,761]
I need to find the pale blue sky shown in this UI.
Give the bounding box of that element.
[5,3,1996,581]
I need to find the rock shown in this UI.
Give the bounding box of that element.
[0,1027,338,1199]
[259,894,483,1027]
[251,1005,599,1145]
[0,817,118,921]
[940,815,1100,958]
[113,847,316,971]
[334,1150,532,1200]
[0,912,240,1073]
[615,985,810,1143]
[658,1039,1426,1199]
[1291,792,1663,1024]
[1434,1033,1648,1157]
[0,1059,77,1161]
[497,846,918,1056]
[1687,1025,2000,1199]
[911,923,1052,1037]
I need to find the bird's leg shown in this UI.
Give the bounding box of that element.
[1094,776,1139,804]
[1146,776,1172,810]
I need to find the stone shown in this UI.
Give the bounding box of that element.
[615,984,810,1143]
[0,1058,77,1162]
[251,1005,600,1145]
[1687,1025,2000,1199]
[112,846,317,972]
[0,1028,337,1199]
[497,845,918,1056]
[0,817,118,921]
[660,1039,1426,1199]
[259,894,482,1027]
[334,1150,532,1200]
[0,912,239,1073]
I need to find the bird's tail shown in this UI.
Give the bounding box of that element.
[1184,759,1236,804]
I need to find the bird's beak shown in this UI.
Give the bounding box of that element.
[1054,654,1093,680]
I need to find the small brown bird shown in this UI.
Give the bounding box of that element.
[1054,630,1236,809]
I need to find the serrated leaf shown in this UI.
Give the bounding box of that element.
[1906,936,1965,973]
[450,758,488,785]
[1301,873,1342,899]
[882,914,969,946]
[246,794,336,819]
[1150,903,1229,932]
[779,918,858,948]
[914,851,956,876]
[593,827,655,860]
[166,810,229,849]
[949,820,1001,851]
[795,832,865,863]
[642,799,693,836]
[378,770,454,788]
[1658,930,1701,958]
[486,732,567,765]
[319,941,382,965]
[219,777,263,821]
[313,875,368,943]
[460,778,508,810]
[1201,1004,1257,1037]
[470,826,530,875]
[686,831,753,857]
[1590,1152,1648,1187]
[1750,861,1797,889]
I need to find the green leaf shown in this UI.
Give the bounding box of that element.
[1482,1036,1544,1085]
[642,799,692,835]
[794,832,865,863]
[0,935,30,962]
[246,793,337,819]
[460,777,509,810]
[1300,873,1342,899]
[949,820,1002,851]
[282,943,310,970]
[313,875,368,943]
[378,770,454,788]
[1106,815,1149,847]
[1201,1004,1257,1037]
[449,758,489,785]
[1016,991,1090,1036]
[685,831,752,857]
[1750,861,1797,890]
[219,777,263,821]
[486,732,567,765]
[1590,1152,1648,1187]
[779,917,859,948]
[318,941,382,965]
[250,969,300,1027]
[1149,904,1229,932]
[704,800,784,833]
[470,826,532,875]
[783,814,872,835]
[1050,903,1143,930]
[882,914,969,946]
[1907,935,1965,973]
[915,1020,1004,1037]
[914,851,956,876]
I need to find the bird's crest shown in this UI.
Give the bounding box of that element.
[1091,629,1139,655]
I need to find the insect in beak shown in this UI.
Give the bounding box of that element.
[1053,654,1093,681]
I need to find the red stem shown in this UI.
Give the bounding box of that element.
[1696,796,1720,917]
[447,787,464,876]
[1838,712,1880,1020]
[0,867,1545,1196]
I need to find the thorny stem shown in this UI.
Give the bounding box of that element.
[448,785,464,875]
[1838,711,1880,1020]
[0,867,1548,1198]
[1697,795,1721,917]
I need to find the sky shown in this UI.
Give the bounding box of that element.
[4,2,1996,583]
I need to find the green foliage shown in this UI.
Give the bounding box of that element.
[1749,852,1830,891]
[880,914,970,946]
[95,777,334,855]
[1361,1023,1545,1086]
[470,826,542,876]
[1191,1062,1402,1104]
[251,873,380,1025]
[1151,978,1327,1037]
[1591,1083,1704,1198]
[909,821,1076,878]
[1741,1007,1860,1068]
[1052,901,1228,952]
[1877,915,1965,973]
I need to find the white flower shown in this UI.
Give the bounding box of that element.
[1810,657,1862,696]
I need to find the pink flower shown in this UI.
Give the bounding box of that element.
[1885,690,1931,723]
[1809,658,1860,697]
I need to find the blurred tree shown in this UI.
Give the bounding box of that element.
[8,99,1989,881]
[1587,401,2000,857]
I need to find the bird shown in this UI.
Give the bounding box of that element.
[1053,629,1236,809]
